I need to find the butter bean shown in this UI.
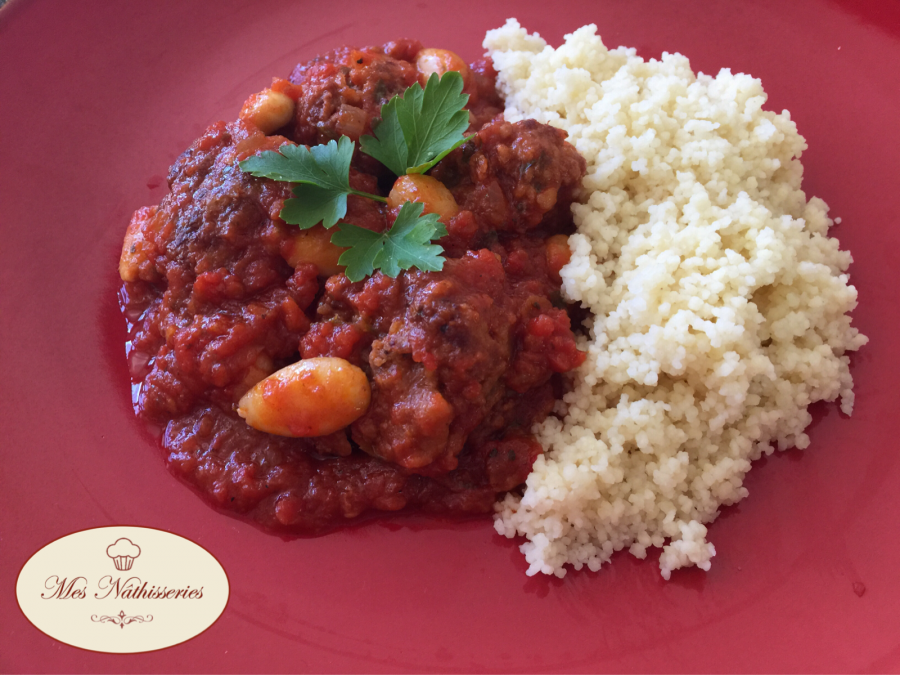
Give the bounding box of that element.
[239,89,295,135]
[237,357,370,437]
[416,48,470,83]
[283,225,346,277]
[387,174,459,224]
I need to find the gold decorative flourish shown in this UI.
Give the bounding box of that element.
[90,610,153,629]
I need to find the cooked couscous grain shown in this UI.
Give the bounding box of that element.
[485,19,868,578]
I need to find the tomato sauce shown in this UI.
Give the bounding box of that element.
[119,39,586,533]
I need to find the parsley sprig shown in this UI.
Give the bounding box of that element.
[331,202,448,281]
[238,71,470,282]
[360,72,470,176]
[239,137,386,230]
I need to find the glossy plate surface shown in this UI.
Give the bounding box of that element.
[1,0,898,671]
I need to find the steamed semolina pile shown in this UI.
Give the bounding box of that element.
[485,20,868,578]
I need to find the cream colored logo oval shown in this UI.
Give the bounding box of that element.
[16,526,229,653]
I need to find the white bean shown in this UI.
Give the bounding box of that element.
[387,174,459,223]
[239,89,295,135]
[283,226,346,277]
[237,357,370,437]
[119,206,160,282]
[416,48,470,83]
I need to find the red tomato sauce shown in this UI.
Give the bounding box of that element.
[119,39,587,533]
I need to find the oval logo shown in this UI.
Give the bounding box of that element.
[16,526,229,653]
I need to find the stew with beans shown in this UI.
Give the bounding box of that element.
[118,39,587,533]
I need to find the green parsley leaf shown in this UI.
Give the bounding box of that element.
[374,203,448,277]
[238,136,385,229]
[328,225,383,281]
[360,71,470,176]
[330,202,448,282]
[279,183,346,230]
[238,137,349,184]
[358,98,408,178]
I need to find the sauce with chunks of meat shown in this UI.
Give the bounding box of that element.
[119,39,587,533]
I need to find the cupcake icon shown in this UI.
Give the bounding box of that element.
[106,538,141,571]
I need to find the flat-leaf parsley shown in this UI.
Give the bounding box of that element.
[240,137,386,229]
[331,202,448,282]
[238,72,472,280]
[359,71,470,176]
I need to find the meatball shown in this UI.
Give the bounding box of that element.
[431,118,586,235]
[129,121,314,420]
[307,247,584,476]
[289,44,420,146]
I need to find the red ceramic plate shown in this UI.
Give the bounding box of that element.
[2,0,898,671]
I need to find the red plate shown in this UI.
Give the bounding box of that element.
[2,0,898,671]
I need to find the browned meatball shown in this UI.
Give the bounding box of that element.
[304,246,585,476]
[465,57,505,129]
[289,43,420,146]
[431,118,586,235]
[127,121,314,420]
[349,250,515,473]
